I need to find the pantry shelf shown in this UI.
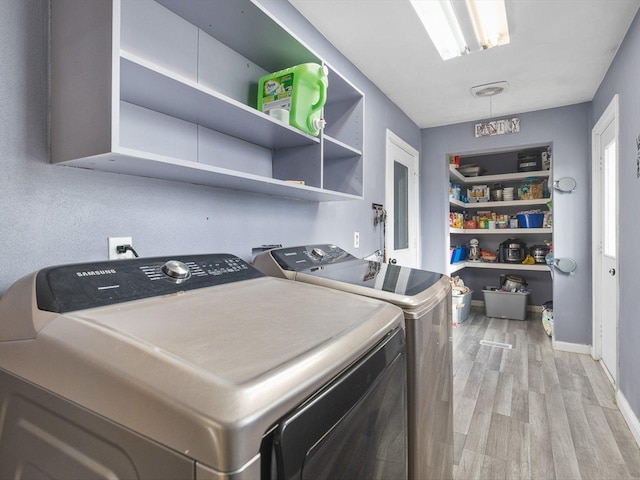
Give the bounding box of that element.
[450,228,552,235]
[448,261,550,275]
[450,198,550,209]
[449,165,550,184]
[449,262,467,274]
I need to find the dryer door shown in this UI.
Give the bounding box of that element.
[263,328,407,480]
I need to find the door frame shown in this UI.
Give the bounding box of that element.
[385,129,420,267]
[591,93,620,388]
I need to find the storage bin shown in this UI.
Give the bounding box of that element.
[482,287,529,320]
[452,290,473,323]
[517,212,544,228]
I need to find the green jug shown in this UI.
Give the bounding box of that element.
[257,63,328,136]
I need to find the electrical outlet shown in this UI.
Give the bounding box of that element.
[354,231,360,249]
[108,236,133,260]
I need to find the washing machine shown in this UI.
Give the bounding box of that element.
[0,253,407,479]
[254,244,453,480]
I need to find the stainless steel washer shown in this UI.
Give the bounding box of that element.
[0,254,407,479]
[254,244,453,480]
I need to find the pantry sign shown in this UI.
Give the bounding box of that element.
[475,117,520,138]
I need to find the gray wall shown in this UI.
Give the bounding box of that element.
[420,104,592,344]
[0,0,419,295]
[591,11,640,421]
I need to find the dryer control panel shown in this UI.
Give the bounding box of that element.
[36,254,263,313]
[270,244,356,272]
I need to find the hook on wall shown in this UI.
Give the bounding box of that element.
[553,257,578,275]
[553,177,577,193]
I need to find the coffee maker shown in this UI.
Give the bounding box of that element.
[498,238,527,263]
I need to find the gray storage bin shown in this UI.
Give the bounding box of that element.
[482,287,529,321]
[452,290,473,324]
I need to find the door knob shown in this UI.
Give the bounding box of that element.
[389,258,397,264]
[609,268,616,276]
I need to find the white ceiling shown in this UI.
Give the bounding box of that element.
[289,0,640,128]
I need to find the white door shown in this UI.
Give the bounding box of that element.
[592,95,619,387]
[385,130,420,267]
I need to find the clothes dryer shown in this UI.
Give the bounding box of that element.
[254,244,453,480]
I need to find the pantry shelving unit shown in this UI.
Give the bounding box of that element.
[448,156,553,277]
[51,0,364,202]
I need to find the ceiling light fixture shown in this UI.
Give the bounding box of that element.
[410,0,469,60]
[470,81,509,98]
[410,0,510,60]
[471,81,509,118]
[466,0,510,50]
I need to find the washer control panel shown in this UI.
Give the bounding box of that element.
[36,254,262,313]
[270,244,356,272]
[161,260,191,280]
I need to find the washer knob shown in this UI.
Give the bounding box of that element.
[311,248,326,259]
[162,260,191,280]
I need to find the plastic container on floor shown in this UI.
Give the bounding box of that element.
[452,290,473,324]
[482,287,530,321]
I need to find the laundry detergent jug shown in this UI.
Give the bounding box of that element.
[257,63,328,136]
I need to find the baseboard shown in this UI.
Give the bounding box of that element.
[471,300,542,313]
[552,340,592,355]
[616,390,640,449]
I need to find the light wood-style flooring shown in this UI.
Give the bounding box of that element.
[453,308,640,480]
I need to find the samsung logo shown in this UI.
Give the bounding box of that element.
[76,269,117,277]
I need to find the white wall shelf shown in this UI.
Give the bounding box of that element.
[448,262,467,274]
[61,150,362,202]
[449,165,550,185]
[449,198,466,209]
[450,198,550,209]
[323,135,362,159]
[51,0,365,202]
[119,52,320,150]
[450,227,552,235]
[448,261,550,275]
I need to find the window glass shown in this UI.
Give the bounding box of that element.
[603,140,617,258]
[394,161,409,250]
